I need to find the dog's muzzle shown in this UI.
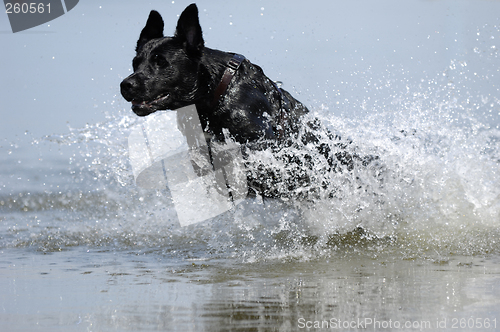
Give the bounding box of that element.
[120,74,170,116]
[120,75,141,103]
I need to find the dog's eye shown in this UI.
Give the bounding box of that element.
[153,54,169,68]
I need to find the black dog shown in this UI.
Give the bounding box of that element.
[121,4,367,199]
[121,3,308,144]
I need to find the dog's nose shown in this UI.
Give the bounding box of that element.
[120,79,136,102]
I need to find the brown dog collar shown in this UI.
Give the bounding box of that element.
[210,53,246,110]
[210,53,291,141]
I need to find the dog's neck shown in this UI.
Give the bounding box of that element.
[193,48,244,118]
[199,47,240,91]
[210,53,245,110]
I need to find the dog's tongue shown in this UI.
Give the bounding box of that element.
[131,95,169,107]
[132,100,147,106]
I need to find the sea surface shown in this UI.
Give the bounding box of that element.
[1,1,500,331]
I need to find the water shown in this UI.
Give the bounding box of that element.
[1,1,500,331]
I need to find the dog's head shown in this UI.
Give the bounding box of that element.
[120,4,205,116]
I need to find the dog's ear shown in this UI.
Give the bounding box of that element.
[175,4,204,55]
[136,10,164,53]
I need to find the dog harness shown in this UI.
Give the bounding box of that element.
[210,53,246,110]
[211,53,292,141]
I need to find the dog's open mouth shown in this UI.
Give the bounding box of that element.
[131,94,170,115]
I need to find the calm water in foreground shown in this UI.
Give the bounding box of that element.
[2,248,500,331]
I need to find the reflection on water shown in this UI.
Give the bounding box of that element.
[1,248,499,331]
